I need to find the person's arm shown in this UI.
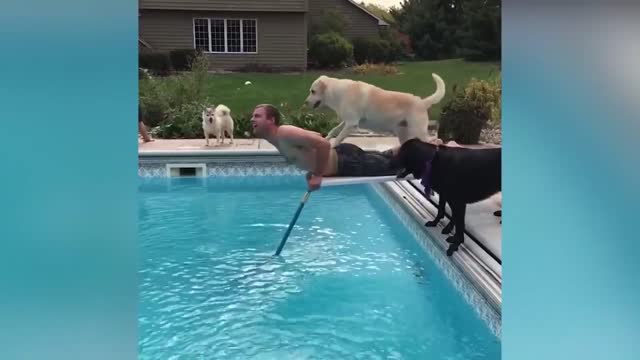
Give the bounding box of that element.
[278,126,331,176]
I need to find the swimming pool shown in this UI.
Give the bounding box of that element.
[138,176,501,359]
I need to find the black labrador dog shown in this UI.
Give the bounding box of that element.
[392,138,501,256]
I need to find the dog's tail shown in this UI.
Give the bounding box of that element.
[422,73,446,108]
[216,104,231,117]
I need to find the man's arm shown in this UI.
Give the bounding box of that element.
[278,126,331,176]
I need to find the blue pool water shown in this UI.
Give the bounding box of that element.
[138,176,501,359]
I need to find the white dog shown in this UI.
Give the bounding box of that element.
[304,73,446,146]
[202,106,217,146]
[202,105,234,146]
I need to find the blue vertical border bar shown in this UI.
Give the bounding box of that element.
[503,2,640,360]
[0,0,138,359]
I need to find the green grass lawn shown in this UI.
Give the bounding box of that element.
[203,59,500,120]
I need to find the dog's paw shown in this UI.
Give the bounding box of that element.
[445,235,464,244]
[445,237,463,256]
[441,222,454,235]
[446,243,461,256]
[425,220,438,227]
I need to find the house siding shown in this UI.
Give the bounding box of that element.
[308,0,382,40]
[139,0,307,12]
[139,10,307,71]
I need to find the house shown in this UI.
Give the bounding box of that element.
[138,0,389,71]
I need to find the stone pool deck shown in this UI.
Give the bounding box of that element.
[139,137,502,266]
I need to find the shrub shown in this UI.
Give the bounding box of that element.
[288,111,339,136]
[352,36,405,65]
[140,53,213,130]
[139,78,170,128]
[229,113,253,138]
[438,76,501,144]
[464,76,501,128]
[138,67,152,80]
[438,94,485,144]
[169,49,201,71]
[166,53,210,107]
[384,36,406,62]
[350,63,399,76]
[281,103,339,136]
[151,100,207,139]
[487,72,502,127]
[139,51,172,76]
[308,32,354,69]
[352,37,375,64]
[380,27,411,59]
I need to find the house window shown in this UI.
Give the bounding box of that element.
[193,18,258,53]
[242,20,257,53]
[193,19,210,52]
[211,19,226,52]
[226,20,241,53]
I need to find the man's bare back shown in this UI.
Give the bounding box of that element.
[273,125,338,176]
[251,105,336,190]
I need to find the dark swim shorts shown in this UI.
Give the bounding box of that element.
[138,105,143,123]
[334,143,398,177]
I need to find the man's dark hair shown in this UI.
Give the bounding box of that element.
[255,104,281,125]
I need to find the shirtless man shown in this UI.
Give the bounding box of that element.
[250,104,399,191]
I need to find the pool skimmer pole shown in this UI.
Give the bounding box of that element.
[274,191,311,256]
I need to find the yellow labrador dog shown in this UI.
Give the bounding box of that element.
[304,73,446,146]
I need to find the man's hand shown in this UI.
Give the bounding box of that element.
[307,172,323,192]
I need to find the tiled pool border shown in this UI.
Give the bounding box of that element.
[139,161,304,177]
[139,151,303,178]
[139,154,502,339]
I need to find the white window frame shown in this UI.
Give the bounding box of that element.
[192,17,258,54]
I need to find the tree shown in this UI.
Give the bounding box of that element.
[390,0,464,60]
[456,0,501,61]
[389,0,501,61]
[359,2,396,26]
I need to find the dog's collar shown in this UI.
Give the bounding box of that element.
[420,147,439,195]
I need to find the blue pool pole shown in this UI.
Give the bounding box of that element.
[274,191,311,256]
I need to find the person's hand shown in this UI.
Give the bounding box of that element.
[307,173,323,192]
